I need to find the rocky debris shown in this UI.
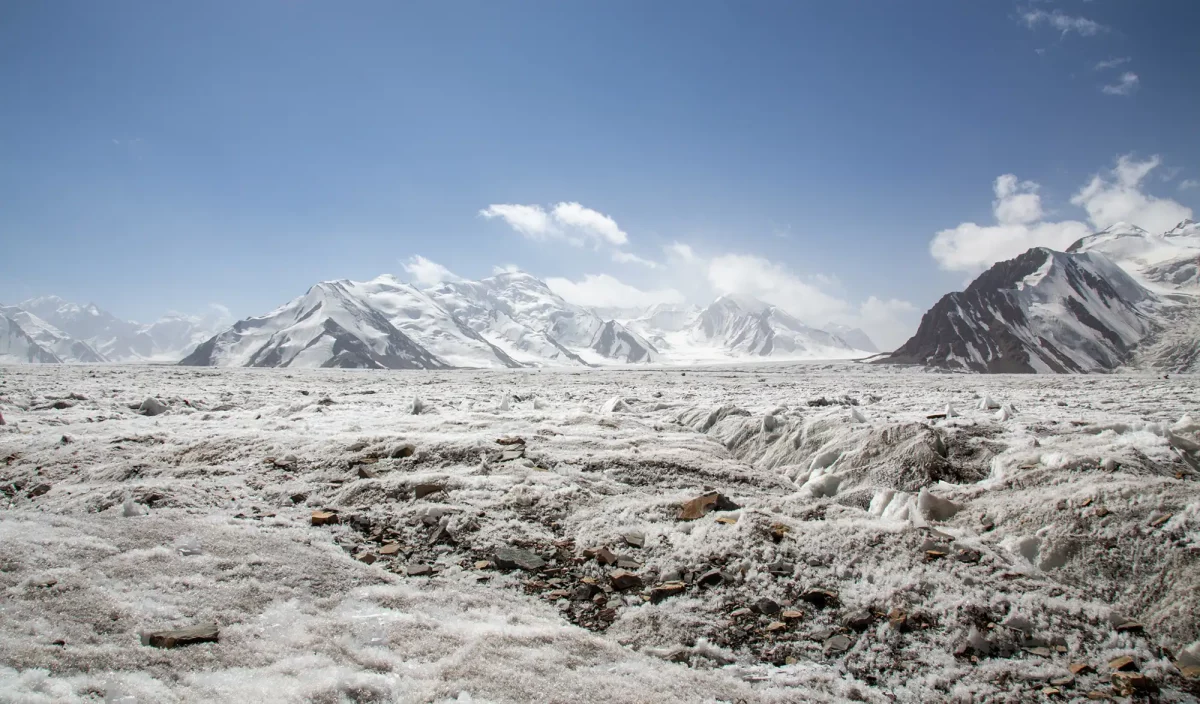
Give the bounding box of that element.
[677,491,740,520]
[311,510,339,526]
[765,621,787,633]
[1112,672,1156,696]
[141,624,219,648]
[696,569,725,588]
[356,552,378,565]
[752,598,781,616]
[407,563,433,577]
[955,548,982,564]
[28,483,51,498]
[767,560,794,577]
[357,465,379,479]
[609,570,642,591]
[496,436,525,446]
[1069,663,1094,675]
[649,581,686,603]
[138,398,168,416]
[583,546,618,566]
[1108,655,1136,672]
[379,543,401,556]
[800,588,839,608]
[499,448,526,462]
[494,547,545,572]
[29,576,58,588]
[843,608,873,631]
[474,560,492,570]
[824,634,853,653]
[781,609,804,621]
[317,397,335,406]
[887,609,908,631]
[1113,621,1144,633]
[623,531,645,548]
[414,483,445,499]
[392,444,416,458]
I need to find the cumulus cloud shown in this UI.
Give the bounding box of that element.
[1021,9,1106,36]
[706,254,854,324]
[480,201,629,247]
[1071,155,1193,232]
[930,175,1090,273]
[402,255,461,286]
[1101,71,1139,96]
[545,274,684,309]
[930,155,1194,273]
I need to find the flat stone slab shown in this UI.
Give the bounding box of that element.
[141,624,219,649]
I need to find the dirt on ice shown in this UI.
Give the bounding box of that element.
[1,362,1198,703]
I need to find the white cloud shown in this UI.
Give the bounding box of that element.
[930,174,1090,273]
[1021,9,1106,36]
[402,255,461,286]
[1180,179,1200,192]
[550,202,628,246]
[842,297,921,352]
[1101,71,1139,96]
[1094,57,1131,70]
[480,201,629,248]
[545,274,684,309]
[611,250,659,268]
[206,303,233,323]
[479,204,554,238]
[706,254,853,323]
[492,263,521,275]
[663,242,698,262]
[931,155,1194,274]
[1071,155,1193,232]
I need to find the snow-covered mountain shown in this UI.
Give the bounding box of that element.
[822,323,879,353]
[1067,220,1200,293]
[0,306,106,363]
[8,296,222,363]
[1,312,64,364]
[182,272,866,370]
[885,247,1165,372]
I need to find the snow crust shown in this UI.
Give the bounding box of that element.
[1,362,1198,702]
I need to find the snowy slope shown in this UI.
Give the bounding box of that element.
[687,294,862,359]
[886,247,1163,372]
[1068,220,1200,292]
[15,296,221,362]
[0,313,62,363]
[823,323,879,353]
[0,306,107,363]
[181,281,448,370]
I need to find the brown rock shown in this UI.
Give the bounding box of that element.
[781,609,804,621]
[392,444,416,458]
[141,624,219,648]
[715,516,738,525]
[924,550,947,561]
[696,569,725,587]
[1108,655,1136,672]
[677,492,740,521]
[610,569,642,591]
[356,552,378,565]
[1069,662,1094,675]
[765,621,787,632]
[650,581,687,603]
[1178,662,1200,679]
[407,563,433,577]
[357,465,378,479]
[1085,692,1109,700]
[414,483,444,499]
[1049,676,1074,687]
[380,543,401,556]
[1113,621,1144,633]
[1150,513,1172,527]
[311,510,339,526]
[887,608,908,631]
[474,560,492,570]
[800,588,839,608]
[496,436,526,446]
[1111,672,1155,696]
[589,546,618,565]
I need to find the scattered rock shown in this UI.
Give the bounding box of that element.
[678,492,740,521]
[380,543,401,556]
[767,560,794,577]
[414,483,445,499]
[494,547,546,572]
[715,516,738,525]
[141,624,219,648]
[753,598,781,616]
[824,634,853,653]
[887,609,908,631]
[138,398,168,416]
[1114,621,1144,634]
[843,608,873,631]
[311,510,339,526]
[1108,655,1136,672]
[29,576,57,588]
[1111,672,1155,696]
[28,483,51,498]
[1069,663,1094,675]
[357,465,379,479]
[356,552,378,565]
[499,448,525,462]
[781,609,804,621]
[623,531,645,548]
[765,621,787,633]
[800,588,839,608]
[609,570,642,591]
[584,546,618,566]
[496,436,526,446]
[391,444,416,459]
[955,548,982,564]
[474,560,492,570]
[697,569,725,588]
[407,563,433,577]
[650,582,687,603]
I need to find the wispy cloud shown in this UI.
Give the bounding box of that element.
[611,250,659,268]
[480,201,629,247]
[1021,9,1107,37]
[1094,57,1131,71]
[1178,179,1199,192]
[1101,72,1139,96]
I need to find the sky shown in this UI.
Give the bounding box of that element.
[2,1,1198,349]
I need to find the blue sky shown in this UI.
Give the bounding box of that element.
[2,1,1198,347]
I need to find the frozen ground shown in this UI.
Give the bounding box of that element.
[1,362,1198,703]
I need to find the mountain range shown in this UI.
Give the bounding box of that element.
[0,297,224,365]
[885,220,1200,373]
[180,272,871,369]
